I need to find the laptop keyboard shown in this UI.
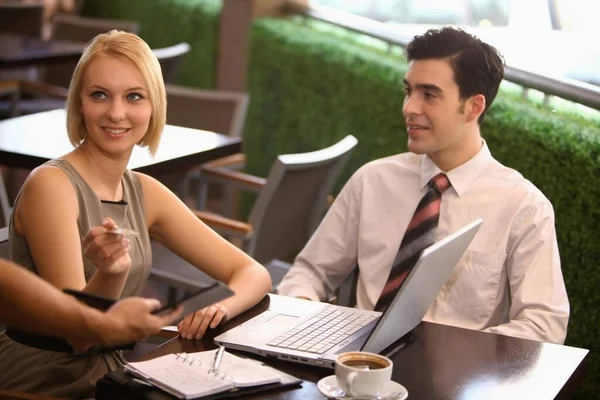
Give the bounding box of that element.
[266,307,378,354]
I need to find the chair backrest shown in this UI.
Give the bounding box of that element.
[0,3,43,38]
[0,226,7,333]
[248,135,358,264]
[165,84,249,138]
[45,14,140,87]
[336,266,359,307]
[153,42,191,84]
[0,173,11,229]
[0,226,8,259]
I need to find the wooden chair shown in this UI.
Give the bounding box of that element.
[147,135,358,296]
[161,84,249,200]
[165,84,249,139]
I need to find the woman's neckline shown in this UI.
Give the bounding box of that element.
[100,199,128,205]
[56,158,128,204]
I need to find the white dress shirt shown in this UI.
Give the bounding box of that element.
[277,142,570,344]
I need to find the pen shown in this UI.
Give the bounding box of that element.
[211,346,225,373]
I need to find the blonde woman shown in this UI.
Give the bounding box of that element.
[0,31,271,397]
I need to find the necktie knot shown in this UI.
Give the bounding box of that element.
[430,173,451,194]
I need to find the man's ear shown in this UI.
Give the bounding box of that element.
[466,94,486,123]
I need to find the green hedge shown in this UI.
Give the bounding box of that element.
[83,0,220,88]
[84,3,599,397]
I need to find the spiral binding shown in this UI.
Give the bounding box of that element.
[174,352,233,382]
[175,352,202,366]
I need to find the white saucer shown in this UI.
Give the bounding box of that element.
[317,375,408,399]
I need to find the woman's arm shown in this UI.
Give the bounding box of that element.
[14,167,131,298]
[137,173,272,339]
[0,258,181,348]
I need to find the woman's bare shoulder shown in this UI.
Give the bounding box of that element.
[23,164,74,194]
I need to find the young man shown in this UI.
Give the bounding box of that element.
[0,258,182,351]
[277,27,569,344]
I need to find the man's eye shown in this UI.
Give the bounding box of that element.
[424,92,436,99]
[404,88,412,95]
[127,93,143,101]
[91,91,107,100]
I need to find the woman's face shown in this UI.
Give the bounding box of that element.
[79,53,152,158]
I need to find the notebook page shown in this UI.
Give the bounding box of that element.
[125,354,233,399]
[188,349,282,387]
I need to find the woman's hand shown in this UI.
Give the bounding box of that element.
[177,303,229,340]
[81,218,131,275]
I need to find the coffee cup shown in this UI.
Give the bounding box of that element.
[335,351,393,397]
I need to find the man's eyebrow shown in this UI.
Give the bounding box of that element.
[416,84,443,94]
[402,79,443,94]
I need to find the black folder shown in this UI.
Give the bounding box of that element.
[96,367,303,400]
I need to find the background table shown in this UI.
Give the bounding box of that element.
[0,33,84,69]
[0,109,242,176]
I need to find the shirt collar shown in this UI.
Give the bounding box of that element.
[419,140,492,197]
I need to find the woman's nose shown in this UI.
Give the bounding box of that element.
[106,99,126,122]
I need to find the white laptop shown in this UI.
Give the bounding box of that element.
[215,218,482,369]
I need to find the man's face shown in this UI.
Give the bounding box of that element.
[402,59,475,164]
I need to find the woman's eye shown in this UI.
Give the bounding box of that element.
[127,93,143,101]
[91,91,107,100]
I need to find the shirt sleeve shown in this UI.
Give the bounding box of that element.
[276,169,363,302]
[483,201,570,344]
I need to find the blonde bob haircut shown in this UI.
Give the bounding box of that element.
[66,30,166,156]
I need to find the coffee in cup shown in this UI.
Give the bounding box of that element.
[335,351,393,397]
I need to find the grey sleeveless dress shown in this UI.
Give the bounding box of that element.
[0,159,152,399]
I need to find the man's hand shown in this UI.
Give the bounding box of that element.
[68,297,182,351]
[177,303,229,340]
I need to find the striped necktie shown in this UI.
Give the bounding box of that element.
[374,173,451,312]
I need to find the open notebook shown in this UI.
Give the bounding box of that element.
[125,349,299,399]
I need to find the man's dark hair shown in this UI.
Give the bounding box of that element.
[405,27,505,124]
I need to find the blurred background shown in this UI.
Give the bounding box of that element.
[313,0,600,87]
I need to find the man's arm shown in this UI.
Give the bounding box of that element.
[483,202,569,344]
[277,170,363,301]
[0,258,181,348]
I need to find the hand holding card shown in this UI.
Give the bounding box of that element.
[82,219,132,274]
[106,226,139,237]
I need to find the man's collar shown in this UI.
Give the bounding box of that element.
[419,140,492,197]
